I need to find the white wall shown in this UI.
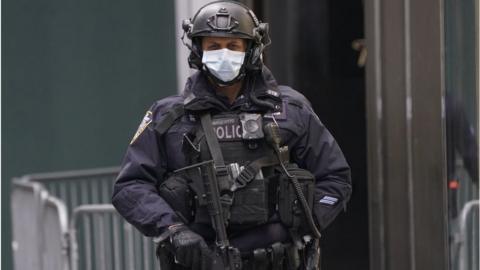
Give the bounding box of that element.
[174,0,212,93]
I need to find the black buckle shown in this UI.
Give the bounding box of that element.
[231,166,256,191]
[215,165,229,177]
[220,194,234,206]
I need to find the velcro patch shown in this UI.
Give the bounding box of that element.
[319,196,339,206]
[130,111,153,144]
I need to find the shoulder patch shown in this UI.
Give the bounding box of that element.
[130,111,153,144]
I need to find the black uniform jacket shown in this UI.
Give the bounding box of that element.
[112,67,352,237]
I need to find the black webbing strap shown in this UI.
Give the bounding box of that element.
[271,242,286,270]
[200,113,234,223]
[154,105,185,135]
[230,155,279,192]
[252,248,268,270]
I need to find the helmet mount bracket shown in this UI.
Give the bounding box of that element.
[206,9,239,31]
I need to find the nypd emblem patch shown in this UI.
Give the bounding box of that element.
[130,111,153,144]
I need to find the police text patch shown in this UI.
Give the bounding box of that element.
[211,117,242,141]
[130,111,153,144]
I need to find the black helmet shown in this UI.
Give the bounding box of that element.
[181,1,270,83]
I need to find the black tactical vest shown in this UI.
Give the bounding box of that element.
[182,111,281,231]
[157,106,318,240]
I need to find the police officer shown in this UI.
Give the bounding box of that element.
[112,1,352,269]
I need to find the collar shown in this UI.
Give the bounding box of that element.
[183,66,282,114]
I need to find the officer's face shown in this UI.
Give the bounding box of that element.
[201,37,247,52]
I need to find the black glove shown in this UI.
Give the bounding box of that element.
[169,226,215,269]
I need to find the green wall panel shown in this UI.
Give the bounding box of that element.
[2,0,177,268]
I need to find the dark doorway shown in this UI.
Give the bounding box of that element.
[249,1,369,269]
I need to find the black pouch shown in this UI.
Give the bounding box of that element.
[277,164,315,230]
[157,174,194,223]
[230,177,270,225]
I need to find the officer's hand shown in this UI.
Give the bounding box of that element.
[170,227,214,270]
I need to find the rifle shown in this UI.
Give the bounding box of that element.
[198,160,242,270]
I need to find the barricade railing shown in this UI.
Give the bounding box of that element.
[22,167,120,212]
[11,180,69,270]
[70,204,159,270]
[456,200,479,270]
[11,167,159,270]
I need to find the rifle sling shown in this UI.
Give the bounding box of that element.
[200,113,233,224]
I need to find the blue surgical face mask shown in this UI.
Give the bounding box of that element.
[201,48,246,83]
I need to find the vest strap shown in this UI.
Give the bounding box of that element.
[271,242,286,270]
[231,155,279,192]
[154,105,185,135]
[253,248,268,269]
[200,113,234,224]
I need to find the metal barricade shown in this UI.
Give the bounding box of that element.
[11,167,160,270]
[450,157,479,270]
[457,200,479,270]
[70,205,159,270]
[43,194,70,270]
[11,180,69,270]
[22,167,120,212]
